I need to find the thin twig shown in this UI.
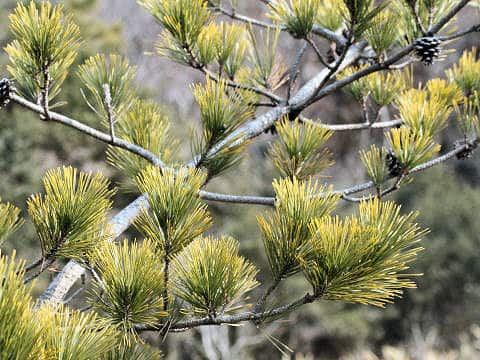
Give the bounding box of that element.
[40,63,51,121]
[254,278,282,314]
[305,37,332,69]
[215,4,347,47]
[202,68,283,103]
[288,42,308,99]
[63,286,86,305]
[428,0,471,34]
[103,84,115,141]
[437,23,480,41]
[163,249,170,311]
[299,116,402,131]
[407,1,428,36]
[23,257,45,273]
[24,257,56,284]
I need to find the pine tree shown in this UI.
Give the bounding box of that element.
[0,0,479,356]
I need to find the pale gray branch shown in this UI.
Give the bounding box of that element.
[197,139,478,207]
[10,93,166,168]
[215,4,347,47]
[300,116,403,131]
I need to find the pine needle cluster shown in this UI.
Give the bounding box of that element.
[299,199,424,306]
[36,305,118,359]
[135,166,212,257]
[340,66,412,107]
[447,48,480,96]
[78,54,136,121]
[0,252,39,359]
[341,0,386,38]
[455,92,480,138]
[172,236,258,316]
[316,0,345,31]
[107,100,177,184]
[447,48,480,138]
[89,239,167,343]
[139,0,212,65]
[268,0,321,38]
[258,177,340,281]
[197,22,248,76]
[268,118,333,180]
[0,252,119,359]
[360,144,389,187]
[5,1,81,103]
[360,77,462,182]
[363,9,399,58]
[191,77,254,176]
[397,79,462,137]
[247,26,287,91]
[27,166,115,261]
[385,127,441,171]
[0,199,23,246]
[394,0,458,43]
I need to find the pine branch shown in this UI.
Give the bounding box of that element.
[287,41,308,99]
[304,0,475,109]
[437,23,480,41]
[10,93,166,168]
[136,292,317,332]
[199,190,275,206]
[253,277,282,315]
[202,67,283,103]
[214,4,347,47]
[23,257,56,284]
[299,116,403,131]
[190,42,369,168]
[103,84,115,141]
[40,64,51,121]
[198,138,479,206]
[428,0,472,34]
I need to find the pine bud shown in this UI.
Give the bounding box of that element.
[414,37,442,66]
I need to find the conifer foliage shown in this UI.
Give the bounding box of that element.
[0,0,479,356]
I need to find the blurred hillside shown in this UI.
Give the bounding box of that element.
[1,0,479,359]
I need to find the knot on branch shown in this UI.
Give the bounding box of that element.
[455,140,478,160]
[414,37,442,66]
[0,78,14,108]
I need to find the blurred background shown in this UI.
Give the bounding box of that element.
[0,1,479,359]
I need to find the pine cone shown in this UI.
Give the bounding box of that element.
[0,78,13,107]
[414,37,442,66]
[385,150,403,177]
